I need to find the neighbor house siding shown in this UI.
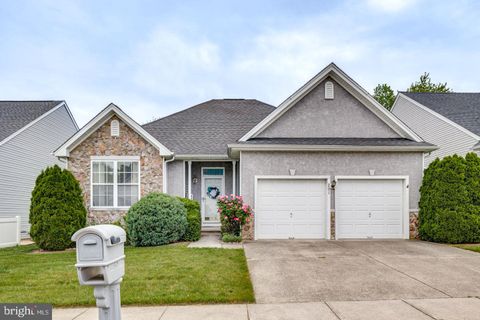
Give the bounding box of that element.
[68,115,164,224]
[258,77,400,138]
[392,95,479,166]
[0,105,77,236]
[240,151,423,209]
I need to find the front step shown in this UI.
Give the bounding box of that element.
[201,225,221,233]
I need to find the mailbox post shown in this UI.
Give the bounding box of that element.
[72,225,126,320]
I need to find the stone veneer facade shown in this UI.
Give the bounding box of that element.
[68,115,164,224]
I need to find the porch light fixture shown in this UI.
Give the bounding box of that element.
[192,177,199,184]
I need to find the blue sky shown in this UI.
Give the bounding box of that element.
[1,0,479,126]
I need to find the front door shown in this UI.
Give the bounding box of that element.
[201,168,225,226]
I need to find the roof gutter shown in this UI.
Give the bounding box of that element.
[174,154,231,160]
[228,143,438,157]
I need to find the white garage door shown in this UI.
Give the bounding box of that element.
[335,179,405,239]
[255,178,328,239]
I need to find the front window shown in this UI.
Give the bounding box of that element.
[91,159,140,208]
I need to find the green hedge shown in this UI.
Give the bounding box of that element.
[419,153,480,243]
[126,193,187,246]
[29,165,87,251]
[178,197,201,241]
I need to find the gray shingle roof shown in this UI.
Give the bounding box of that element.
[403,92,480,136]
[0,101,62,142]
[142,99,275,155]
[239,137,435,148]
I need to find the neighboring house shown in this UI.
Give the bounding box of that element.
[54,63,436,240]
[392,92,480,166]
[0,101,78,237]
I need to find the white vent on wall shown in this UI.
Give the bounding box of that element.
[111,119,120,137]
[325,81,334,100]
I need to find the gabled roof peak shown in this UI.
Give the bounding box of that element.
[54,103,172,157]
[239,62,423,142]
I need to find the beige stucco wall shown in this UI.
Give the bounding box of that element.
[240,151,423,209]
[68,115,164,224]
[258,77,400,138]
[240,151,424,240]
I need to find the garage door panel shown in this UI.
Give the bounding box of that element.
[256,178,328,240]
[336,179,405,239]
[338,223,370,237]
[340,210,370,220]
[259,195,323,207]
[292,223,325,239]
[294,210,324,221]
[257,223,291,239]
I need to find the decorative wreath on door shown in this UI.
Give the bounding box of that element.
[207,186,221,199]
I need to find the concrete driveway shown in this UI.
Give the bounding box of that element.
[244,240,480,303]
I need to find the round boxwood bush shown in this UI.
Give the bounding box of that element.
[177,197,201,242]
[126,192,187,246]
[29,165,87,251]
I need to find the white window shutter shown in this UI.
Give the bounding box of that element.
[325,81,334,100]
[111,119,120,137]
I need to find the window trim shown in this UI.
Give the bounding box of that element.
[90,157,141,210]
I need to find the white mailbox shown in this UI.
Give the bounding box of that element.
[72,225,126,286]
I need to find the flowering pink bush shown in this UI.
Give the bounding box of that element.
[217,194,253,236]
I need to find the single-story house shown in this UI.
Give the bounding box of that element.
[392,92,480,166]
[0,101,78,237]
[54,63,436,240]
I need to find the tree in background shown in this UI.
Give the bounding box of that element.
[373,83,396,110]
[30,165,87,250]
[408,72,451,93]
[373,72,452,110]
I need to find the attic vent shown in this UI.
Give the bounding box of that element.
[110,120,120,137]
[325,81,334,100]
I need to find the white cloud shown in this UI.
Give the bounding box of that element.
[1,0,479,128]
[366,0,418,13]
[131,28,222,98]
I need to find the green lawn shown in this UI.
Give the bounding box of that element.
[453,244,480,253]
[0,244,254,307]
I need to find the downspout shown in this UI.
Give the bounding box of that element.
[163,155,176,194]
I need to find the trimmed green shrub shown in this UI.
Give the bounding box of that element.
[222,233,242,243]
[466,153,480,206]
[112,217,130,246]
[126,192,187,246]
[421,207,480,244]
[29,165,87,251]
[177,197,201,241]
[419,153,480,243]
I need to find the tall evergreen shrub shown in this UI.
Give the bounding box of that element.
[30,165,87,250]
[419,153,480,243]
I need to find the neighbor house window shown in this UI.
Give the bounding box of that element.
[91,158,140,208]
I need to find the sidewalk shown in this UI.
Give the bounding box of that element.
[53,297,480,320]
